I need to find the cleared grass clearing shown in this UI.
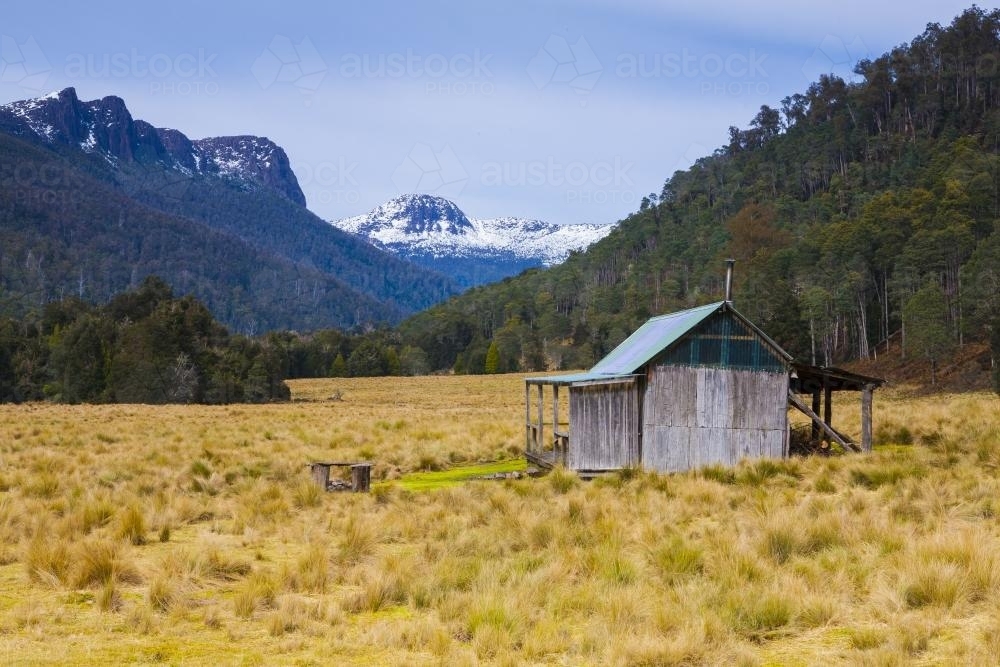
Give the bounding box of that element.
[0,375,996,664]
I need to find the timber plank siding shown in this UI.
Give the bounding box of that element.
[642,366,789,472]
[569,381,640,471]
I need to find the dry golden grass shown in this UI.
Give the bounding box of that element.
[0,375,996,664]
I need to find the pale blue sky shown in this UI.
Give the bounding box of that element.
[0,0,981,225]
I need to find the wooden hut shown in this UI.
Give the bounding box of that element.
[525,300,882,475]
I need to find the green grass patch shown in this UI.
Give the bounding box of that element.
[385,459,527,492]
[348,604,413,623]
[849,462,926,489]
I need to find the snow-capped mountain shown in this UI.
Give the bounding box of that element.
[0,87,304,205]
[332,194,614,286]
[0,88,460,329]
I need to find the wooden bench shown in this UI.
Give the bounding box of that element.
[309,462,371,492]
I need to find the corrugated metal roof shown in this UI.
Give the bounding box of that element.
[526,372,637,386]
[526,300,793,387]
[589,301,725,376]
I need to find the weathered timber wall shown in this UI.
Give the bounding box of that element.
[569,382,639,471]
[641,366,788,472]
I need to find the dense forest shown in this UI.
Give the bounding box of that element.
[0,277,290,404]
[118,158,458,318]
[323,6,1000,388]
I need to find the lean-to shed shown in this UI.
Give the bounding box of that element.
[526,297,884,475]
[525,290,896,474]
[526,300,797,475]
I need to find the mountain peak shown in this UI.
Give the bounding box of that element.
[331,196,615,287]
[188,135,305,206]
[1,86,89,145]
[47,87,79,103]
[0,88,304,205]
[356,194,474,236]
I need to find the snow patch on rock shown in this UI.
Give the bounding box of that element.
[332,194,614,266]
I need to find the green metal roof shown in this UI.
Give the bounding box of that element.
[589,301,726,376]
[526,300,792,386]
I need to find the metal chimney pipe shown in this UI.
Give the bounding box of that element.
[724,259,735,303]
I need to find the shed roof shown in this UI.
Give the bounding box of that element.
[790,363,886,393]
[527,301,793,387]
[588,302,722,375]
[525,372,637,386]
[589,301,792,376]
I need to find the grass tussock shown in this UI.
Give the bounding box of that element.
[98,579,122,613]
[69,538,142,589]
[293,543,329,594]
[0,377,997,664]
[725,590,794,640]
[649,535,704,582]
[292,479,323,509]
[233,571,278,619]
[338,518,377,565]
[79,496,116,533]
[146,575,178,612]
[115,503,147,545]
[193,547,253,582]
[343,572,407,614]
[24,534,71,586]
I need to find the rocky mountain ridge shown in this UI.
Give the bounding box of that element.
[0,87,305,205]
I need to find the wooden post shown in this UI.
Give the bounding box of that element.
[553,384,560,460]
[824,384,832,434]
[350,464,371,493]
[787,391,860,453]
[525,382,531,453]
[310,463,330,490]
[811,390,821,440]
[861,384,873,453]
[537,384,544,455]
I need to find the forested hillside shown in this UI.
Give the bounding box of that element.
[0,89,457,332]
[0,132,407,332]
[121,158,458,318]
[386,7,1000,381]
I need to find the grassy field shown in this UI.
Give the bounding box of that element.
[0,374,998,665]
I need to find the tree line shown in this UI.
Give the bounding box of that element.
[0,277,290,403]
